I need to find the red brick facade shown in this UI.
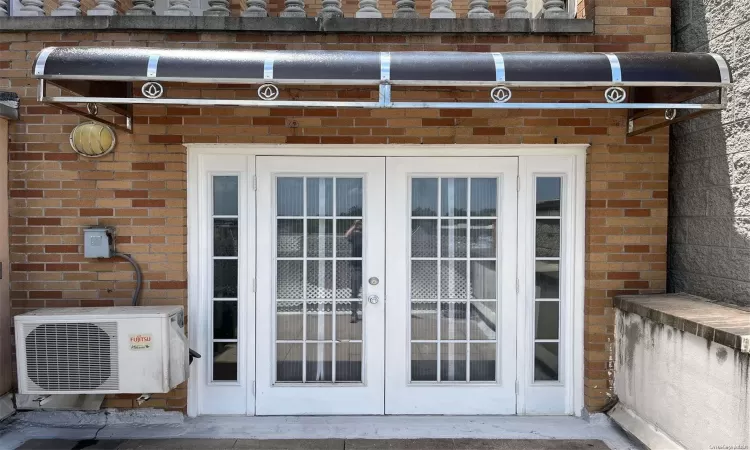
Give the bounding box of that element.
[0,0,671,412]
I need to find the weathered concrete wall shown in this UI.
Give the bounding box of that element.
[614,309,750,449]
[669,0,750,306]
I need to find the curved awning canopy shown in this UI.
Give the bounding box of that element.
[33,47,731,135]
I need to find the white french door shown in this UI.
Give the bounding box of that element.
[384,157,518,414]
[255,157,386,415]
[188,146,585,417]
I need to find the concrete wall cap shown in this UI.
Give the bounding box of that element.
[614,293,750,354]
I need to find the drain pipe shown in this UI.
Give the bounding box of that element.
[115,252,142,307]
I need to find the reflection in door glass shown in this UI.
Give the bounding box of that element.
[275,177,364,384]
[409,177,500,383]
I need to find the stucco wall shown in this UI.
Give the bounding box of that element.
[669,0,750,306]
[614,309,750,449]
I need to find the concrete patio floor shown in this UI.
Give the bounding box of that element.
[0,411,641,450]
[15,438,615,450]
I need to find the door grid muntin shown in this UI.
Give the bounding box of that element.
[409,176,502,383]
[274,175,366,384]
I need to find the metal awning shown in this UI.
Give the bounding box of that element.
[33,47,732,136]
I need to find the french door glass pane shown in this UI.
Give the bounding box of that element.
[411,302,438,340]
[440,302,468,339]
[412,178,439,216]
[536,177,561,216]
[409,177,500,383]
[440,343,467,381]
[411,220,437,258]
[213,342,238,381]
[213,260,238,298]
[336,301,362,340]
[307,219,334,257]
[274,176,364,384]
[534,342,559,381]
[213,301,238,340]
[470,261,496,299]
[277,177,304,216]
[336,178,363,216]
[306,343,333,382]
[307,178,333,217]
[213,176,238,216]
[277,343,303,382]
[336,343,363,382]
[440,261,467,299]
[470,343,496,381]
[211,175,239,382]
[411,343,437,381]
[535,301,560,340]
[470,219,496,258]
[536,219,560,258]
[277,219,303,257]
[535,260,560,299]
[441,219,467,258]
[276,302,303,340]
[441,178,468,217]
[214,219,238,257]
[470,178,497,216]
[411,260,437,299]
[469,302,497,340]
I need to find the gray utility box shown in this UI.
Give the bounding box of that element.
[84,227,114,258]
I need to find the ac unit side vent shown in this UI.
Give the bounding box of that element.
[23,322,119,392]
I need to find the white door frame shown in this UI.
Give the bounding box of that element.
[187,144,587,417]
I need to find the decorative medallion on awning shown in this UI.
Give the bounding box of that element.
[33,47,731,136]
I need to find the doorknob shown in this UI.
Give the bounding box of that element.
[368,295,379,304]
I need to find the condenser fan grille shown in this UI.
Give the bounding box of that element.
[23,322,119,391]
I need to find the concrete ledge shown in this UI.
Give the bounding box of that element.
[0,16,594,34]
[614,293,750,354]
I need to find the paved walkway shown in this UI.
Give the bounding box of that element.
[17,438,613,450]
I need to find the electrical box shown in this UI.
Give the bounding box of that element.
[84,227,114,258]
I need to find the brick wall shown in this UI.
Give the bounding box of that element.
[0,8,670,412]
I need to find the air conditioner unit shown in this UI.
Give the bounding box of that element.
[15,306,189,395]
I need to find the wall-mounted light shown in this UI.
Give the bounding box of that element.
[69,122,116,158]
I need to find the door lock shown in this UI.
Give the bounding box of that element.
[367,295,379,304]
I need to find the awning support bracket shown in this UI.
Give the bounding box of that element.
[626,87,726,137]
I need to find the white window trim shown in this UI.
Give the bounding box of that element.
[187,144,586,417]
[517,154,585,415]
[188,153,255,416]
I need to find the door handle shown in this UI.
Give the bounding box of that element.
[367,295,379,304]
